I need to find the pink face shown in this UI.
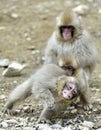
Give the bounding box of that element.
[59,25,75,40]
[62,82,78,100]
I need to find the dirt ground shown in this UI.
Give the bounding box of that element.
[0,0,101,129]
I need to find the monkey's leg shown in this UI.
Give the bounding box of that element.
[37,106,56,124]
[37,101,67,124]
[4,79,32,114]
[80,92,93,110]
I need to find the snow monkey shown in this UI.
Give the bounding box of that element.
[4,63,86,123]
[44,10,98,79]
[58,54,92,109]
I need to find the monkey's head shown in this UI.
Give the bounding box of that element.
[58,54,78,76]
[56,10,83,41]
[57,76,80,100]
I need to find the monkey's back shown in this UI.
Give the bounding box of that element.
[31,64,66,100]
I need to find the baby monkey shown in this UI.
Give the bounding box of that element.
[58,54,91,110]
[4,64,79,123]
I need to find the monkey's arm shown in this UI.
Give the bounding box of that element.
[44,34,58,64]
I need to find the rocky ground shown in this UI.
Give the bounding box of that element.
[0,0,101,130]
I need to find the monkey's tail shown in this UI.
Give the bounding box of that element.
[5,77,33,109]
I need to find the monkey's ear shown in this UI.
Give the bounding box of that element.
[58,59,64,67]
[56,16,61,26]
[57,76,67,95]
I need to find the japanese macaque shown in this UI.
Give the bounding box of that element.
[44,10,98,79]
[4,64,80,123]
[57,54,78,76]
[58,54,91,109]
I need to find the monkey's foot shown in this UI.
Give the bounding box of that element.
[36,118,52,124]
[3,109,20,116]
[83,104,93,111]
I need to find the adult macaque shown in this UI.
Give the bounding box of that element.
[4,64,80,123]
[44,10,98,78]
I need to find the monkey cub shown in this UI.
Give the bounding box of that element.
[4,64,80,123]
[58,54,92,110]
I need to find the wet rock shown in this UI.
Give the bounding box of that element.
[2,61,27,77]
[73,5,89,15]
[0,58,9,68]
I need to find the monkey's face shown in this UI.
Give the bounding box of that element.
[62,82,79,100]
[56,11,82,41]
[61,65,75,76]
[59,25,75,41]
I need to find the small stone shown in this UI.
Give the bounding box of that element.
[0,94,6,100]
[23,105,30,112]
[51,124,63,129]
[32,50,40,55]
[0,58,9,68]
[71,109,77,114]
[81,121,94,128]
[27,46,36,50]
[63,125,74,130]
[73,5,89,15]
[6,119,18,124]
[2,61,27,77]
[94,120,101,129]
[79,125,90,130]
[36,124,53,130]
[26,37,31,41]
[11,13,19,18]
[0,26,6,30]
[1,121,8,128]
[98,9,101,14]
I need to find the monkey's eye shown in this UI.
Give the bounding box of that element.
[67,66,75,71]
[59,26,67,30]
[68,86,72,90]
[67,25,75,30]
[72,90,77,94]
[61,66,68,70]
